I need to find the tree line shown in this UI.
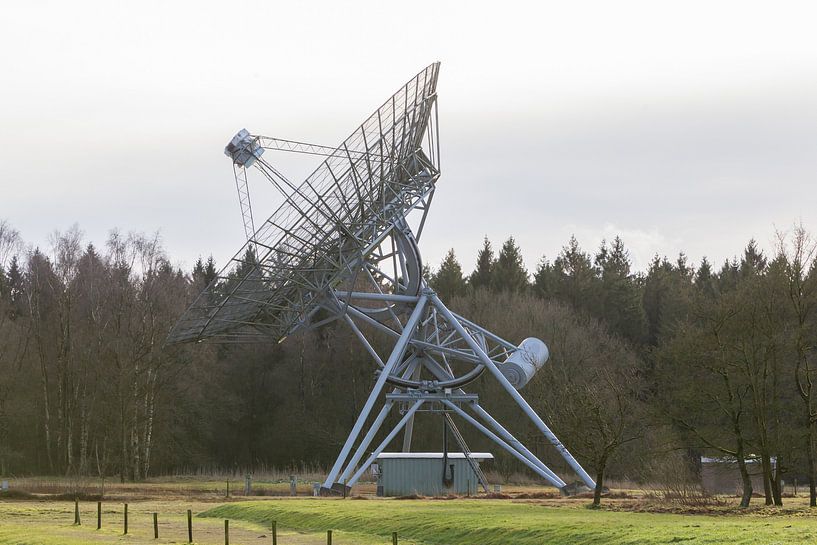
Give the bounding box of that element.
[1,219,815,507]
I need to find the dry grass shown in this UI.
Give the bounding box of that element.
[4,474,378,502]
[155,462,329,483]
[0,499,338,545]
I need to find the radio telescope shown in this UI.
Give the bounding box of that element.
[168,63,596,495]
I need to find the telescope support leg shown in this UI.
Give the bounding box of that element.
[322,296,428,492]
[429,293,596,490]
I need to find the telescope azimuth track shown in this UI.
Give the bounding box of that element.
[168,62,596,495]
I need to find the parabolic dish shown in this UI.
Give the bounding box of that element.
[168,63,441,344]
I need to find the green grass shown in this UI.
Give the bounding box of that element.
[0,499,329,545]
[201,499,817,545]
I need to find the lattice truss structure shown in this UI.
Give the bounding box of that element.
[168,63,597,495]
[170,65,440,344]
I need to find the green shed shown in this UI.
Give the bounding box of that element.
[374,452,493,496]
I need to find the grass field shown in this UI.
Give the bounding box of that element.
[202,498,817,545]
[0,499,336,545]
[3,478,817,544]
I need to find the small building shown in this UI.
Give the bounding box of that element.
[374,452,493,496]
[700,456,777,495]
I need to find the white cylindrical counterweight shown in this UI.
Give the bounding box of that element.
[498,338,549,389]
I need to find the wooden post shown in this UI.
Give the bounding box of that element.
[225,519,230,545]
[272,520,277,545]
[187,509,193,543]
[97,501,101,529]
[74,499,80,525]
[153,512,159,539]
[326,529,333,545]
[226,480,230,498]
[342,479,347,499]
[392,531,398,545]
[123,503,128,535]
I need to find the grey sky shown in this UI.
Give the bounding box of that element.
[2,1,816,274]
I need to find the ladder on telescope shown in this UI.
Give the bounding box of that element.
[445,413,489,492]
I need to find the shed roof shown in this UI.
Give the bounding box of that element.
[376,452,493,460]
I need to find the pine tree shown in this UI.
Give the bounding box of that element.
[551,236,599,312]
[421,263,432,280]
[643,256,668,346]
[5,256,23,318]
[694,256,717,298]
[642,254,694,345]
[594,237,645,342]
[493,237,529,292]
[0,264,6,300]
[532,256,553,297]
[740,239,767,278]
[234,247,258,277]
[677,252,693,280]
[192,257,204,275]
[204,256,218,285]
[469,236,495,290]
[192,257,207,288]
[717,257,740,293]
[595,237,630,277]
[431,249,466,299]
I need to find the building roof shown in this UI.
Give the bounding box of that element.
[376,452,494,460]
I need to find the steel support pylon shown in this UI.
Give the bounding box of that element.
[321,287,596,496]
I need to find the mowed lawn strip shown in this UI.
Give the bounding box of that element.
[201,498,817,545]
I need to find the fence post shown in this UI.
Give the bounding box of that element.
[74,499,80,525]
[153,512,159,539]
[187,509,193,543]
[124,503,128,535]
[226,480,230,498]
[392,531,398,545]
[327,529,333,545]
[97,501,101,529]
[272,520,277,545]
[224,519,230,545]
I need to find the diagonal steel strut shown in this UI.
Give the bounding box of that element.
[428,292,597,490]
[322,294,429,491]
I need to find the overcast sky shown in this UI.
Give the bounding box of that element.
[2,1,816,274]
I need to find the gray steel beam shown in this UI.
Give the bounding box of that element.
[441,400,566,489]
[429,293,596,490]
[337,359,421,484]
[336,401,394,485]
[469,403,565,487]
[343,314,385,368]
[348,399,424,487]
[322,295,428,489]
[334,291,420,303]
[401,363,423,452]
[412,355,564,484]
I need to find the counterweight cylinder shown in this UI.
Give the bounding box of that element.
[498,338,549,389]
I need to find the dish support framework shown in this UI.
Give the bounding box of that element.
[319,279,597,495]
